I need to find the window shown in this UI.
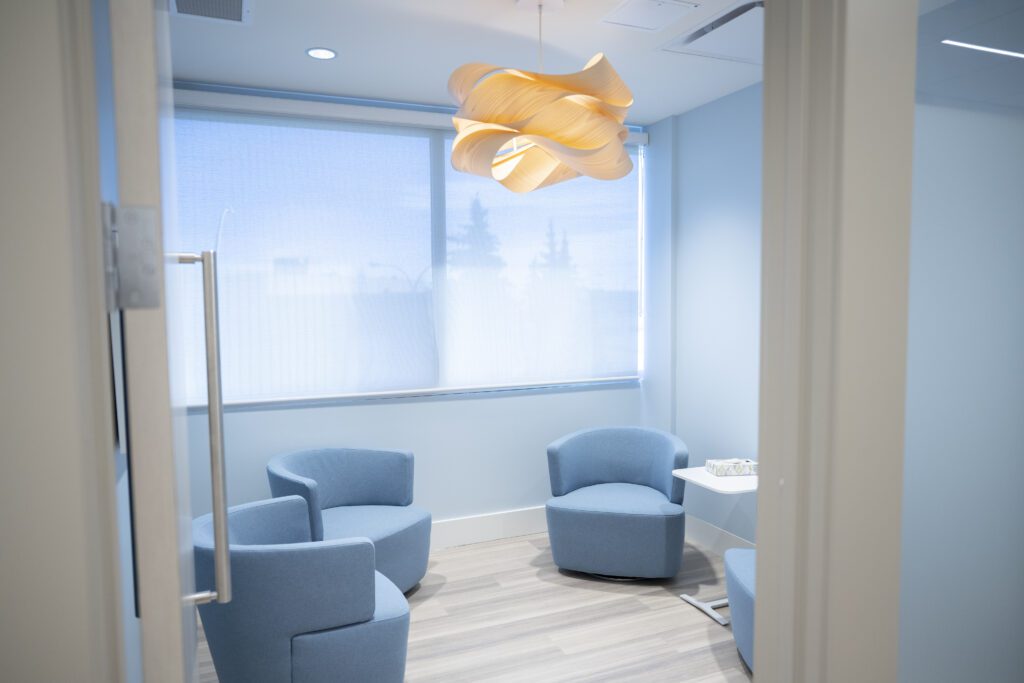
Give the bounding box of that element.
[171,107,642,405]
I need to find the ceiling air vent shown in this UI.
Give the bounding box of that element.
[662,1,763,64]
[172,0,251,23]
[603,0,700,32]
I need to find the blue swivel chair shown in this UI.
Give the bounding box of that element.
[545,427,689,578]
[267,448,431,593]
[724,548,756,670]
[193,496,409,683]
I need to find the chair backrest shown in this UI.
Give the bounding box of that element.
[547,426,689,502]
[193,495,312,551]
[193,496,376,683]
[271,448,414,510]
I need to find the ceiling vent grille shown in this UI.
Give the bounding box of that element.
[172,0,251,23]
[662,1,763,64]
[603,0,700,32]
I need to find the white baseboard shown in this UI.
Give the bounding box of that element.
[432,505,547,550]
[431,505,755,554]
[685,516,756,556]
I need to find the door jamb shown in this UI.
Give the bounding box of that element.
[107,0,193,679]
[756,1,918,680]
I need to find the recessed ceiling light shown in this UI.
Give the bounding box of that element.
[306,47,336,60]
[941,39,1024,60]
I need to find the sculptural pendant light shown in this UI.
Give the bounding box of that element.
[448,0,634,193]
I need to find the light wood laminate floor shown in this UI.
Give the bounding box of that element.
[198,533,751,682]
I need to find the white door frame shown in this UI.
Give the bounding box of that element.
[0,1,122,681]
[756,0,918,681]
[2,0,921,679]
[108,0,195,680]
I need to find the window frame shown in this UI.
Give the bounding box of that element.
[173,87,648,410]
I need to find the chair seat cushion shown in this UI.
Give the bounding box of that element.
[292,572,410,683]
[546,482,684,517]
[725,548,756,599]
[322,505,429,541]
[546,484,685,578]
[369,570,409,622]
[321,505,431,594]
[724,548,756,671]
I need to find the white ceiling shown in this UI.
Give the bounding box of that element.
[168,0,765,125]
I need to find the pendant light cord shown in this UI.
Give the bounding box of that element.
[514,1,545,155]
[538,3,544,72]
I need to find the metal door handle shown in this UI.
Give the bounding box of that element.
[171,251,231,605]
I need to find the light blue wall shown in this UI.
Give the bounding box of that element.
[641,139,678,433]
[188,385,656,519]
[656,84,763,542]
[899,101,1024,682]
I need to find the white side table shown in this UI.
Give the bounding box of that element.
[673,466,757,626]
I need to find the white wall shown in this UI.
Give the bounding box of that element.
[899,101,1024,682]
[647,84,763,542]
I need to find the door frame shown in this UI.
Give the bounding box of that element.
[14,0,922,679]
[0,1,123,681]
[107,0,195,680]
[756,0,918,681]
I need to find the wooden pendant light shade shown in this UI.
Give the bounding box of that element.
[448,53,634,193]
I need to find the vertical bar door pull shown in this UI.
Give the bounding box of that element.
[172,251,232,606]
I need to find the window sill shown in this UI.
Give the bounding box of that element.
[185,376,643,415]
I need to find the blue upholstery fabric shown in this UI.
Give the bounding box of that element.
[724,548,756,670]
[193,496,409,683]
[545,427,689,578]
[291,571,409,683]
[267,448,431,592]
[322,505,431,595]
[547,482,685,516]
[267,448,414,541]
[547,426,689,503]
[547,484,685,578]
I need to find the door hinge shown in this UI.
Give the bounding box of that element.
[102,202,161,311]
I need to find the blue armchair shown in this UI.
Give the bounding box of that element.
[267,448,431,593]
[545,426,689,578]
[193,496,409,683]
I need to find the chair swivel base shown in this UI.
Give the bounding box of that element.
[585,572,648,582]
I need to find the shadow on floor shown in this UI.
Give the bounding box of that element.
[404,571,447,606]
[528,538,725,600]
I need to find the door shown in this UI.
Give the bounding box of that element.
[99,0,231,680]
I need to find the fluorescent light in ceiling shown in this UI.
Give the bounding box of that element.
[941,39,1024,60]
[306,47,337,60]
